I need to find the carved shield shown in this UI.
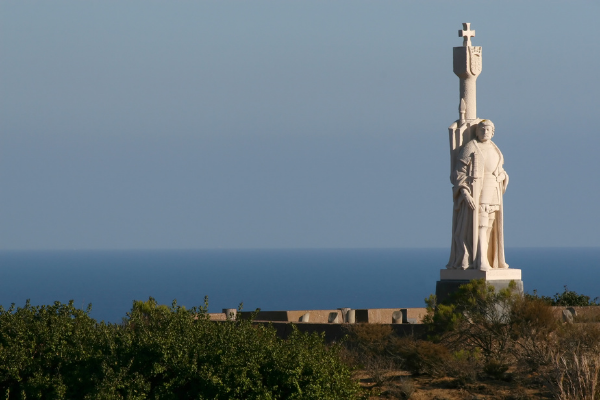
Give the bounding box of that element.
[469,46,482,75]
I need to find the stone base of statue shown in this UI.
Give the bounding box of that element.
[435,269,523,304]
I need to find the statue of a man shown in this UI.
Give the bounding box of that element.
[446,120,509,270]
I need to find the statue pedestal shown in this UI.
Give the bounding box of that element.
[435,269,523,304]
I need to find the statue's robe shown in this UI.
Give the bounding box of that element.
[446,139,508,270]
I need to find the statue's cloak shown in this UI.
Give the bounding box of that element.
[446,139,508,270]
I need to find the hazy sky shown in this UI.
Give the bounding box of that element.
[0,1,599,250]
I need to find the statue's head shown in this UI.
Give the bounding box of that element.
[476,119,495,142]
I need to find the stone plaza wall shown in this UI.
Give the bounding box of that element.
[209,307,428,324]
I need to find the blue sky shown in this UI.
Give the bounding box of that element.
[0,1,599,249]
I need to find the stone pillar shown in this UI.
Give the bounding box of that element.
[222,308,237,321]
[453,23,481,121]
[328,312,340,323]
[339,308,351,322]
[346,309,356,324]
[299,312,310,322]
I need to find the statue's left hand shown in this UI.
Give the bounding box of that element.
[503,173,509,192]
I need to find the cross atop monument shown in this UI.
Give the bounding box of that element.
[459,22,475,47]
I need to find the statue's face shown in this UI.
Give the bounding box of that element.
[476,125,494,142]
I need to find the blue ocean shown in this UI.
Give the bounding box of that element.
[0,248,598,323]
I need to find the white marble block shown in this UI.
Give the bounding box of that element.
[440,268,521,281]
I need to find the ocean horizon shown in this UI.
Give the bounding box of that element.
[1,247,598,323]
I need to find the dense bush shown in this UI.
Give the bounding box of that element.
[527,286,600,306]
[0,298,360,400]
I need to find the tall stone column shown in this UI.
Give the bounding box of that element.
[447,23,483,179]
[453,23,481,122]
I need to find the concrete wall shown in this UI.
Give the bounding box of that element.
[237,310,343,323]
[211,306,600,343]
[224,306,600,324]
[208,313,227,321]
[354,308,427,324]
[220,307,428,324]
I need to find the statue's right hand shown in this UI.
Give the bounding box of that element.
[462,191,476,210]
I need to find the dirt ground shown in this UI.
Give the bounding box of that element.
[355,370,551,400]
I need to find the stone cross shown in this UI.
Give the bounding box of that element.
[459,22,475,47]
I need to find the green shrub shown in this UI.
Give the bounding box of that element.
[0,298,360,400]
[526,286,599,307]
[0,300,121,399]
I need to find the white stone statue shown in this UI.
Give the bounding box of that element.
[446,119,509,270]
[437,23,520,302]
[445,23,509,271]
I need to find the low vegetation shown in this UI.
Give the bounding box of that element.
[0,298,359,399]
[2,283,599,399]
[343,280,600,399]
[526,286,600,307]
